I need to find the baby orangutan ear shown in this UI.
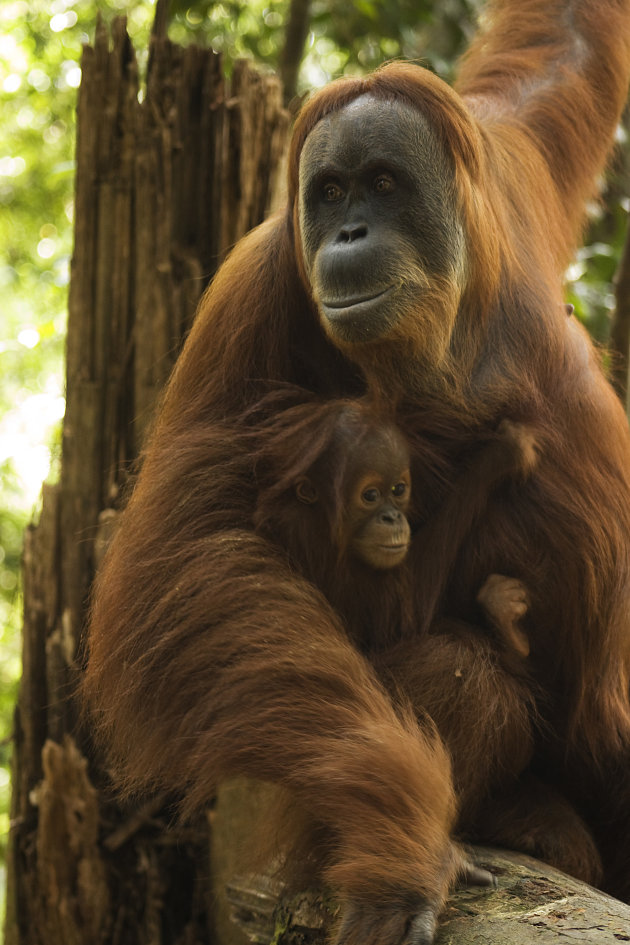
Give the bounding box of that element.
[295,477,318,504]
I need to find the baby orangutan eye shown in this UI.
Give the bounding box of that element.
[362,488,380,503]
[392,482,407,497]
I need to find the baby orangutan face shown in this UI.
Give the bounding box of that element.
[297,425,412,570]
[344,433,411,570]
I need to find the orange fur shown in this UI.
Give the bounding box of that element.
[84,0,630,936]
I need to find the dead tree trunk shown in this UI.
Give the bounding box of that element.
[5,10,288,944]
[278,0,311,104]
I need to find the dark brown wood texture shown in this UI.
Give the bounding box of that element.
[6,14,288,945]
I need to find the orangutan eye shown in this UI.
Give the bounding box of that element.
[322,181,345,202]
[373,173,395,193]
[392,482,407,497]
[362,488,380,503]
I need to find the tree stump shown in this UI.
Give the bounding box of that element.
[5,10,288,944]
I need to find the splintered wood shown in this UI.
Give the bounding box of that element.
[6,15,289,945]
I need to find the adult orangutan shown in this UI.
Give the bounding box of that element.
[84,0,630,941]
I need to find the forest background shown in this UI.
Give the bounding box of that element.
[1,0,628,933]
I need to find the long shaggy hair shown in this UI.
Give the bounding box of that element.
[84,0,630,930]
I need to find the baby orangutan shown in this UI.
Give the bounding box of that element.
[253,398,535,657]
[292,418,412,571]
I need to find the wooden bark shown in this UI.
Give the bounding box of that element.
[211,783,630,945]
[278,0,312,104]
[223,847,630,945]
[5,8,289,944]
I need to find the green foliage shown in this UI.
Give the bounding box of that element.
[568,195,630,343]
[306,0,474,78]
[167,0,476,86]
[0,0,156,928]
[567,121,630,341]
[0,0,155,534]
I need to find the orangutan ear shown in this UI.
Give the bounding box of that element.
[295,476,318,504]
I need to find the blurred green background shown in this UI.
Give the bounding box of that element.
[1,0,628,931]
